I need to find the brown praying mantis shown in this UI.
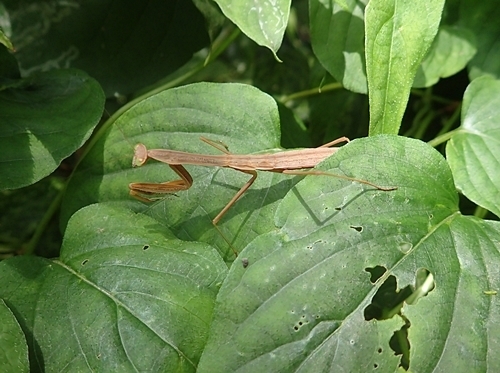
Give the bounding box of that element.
[129,136,397,255]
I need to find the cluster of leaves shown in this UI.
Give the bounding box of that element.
[0,0,499,372]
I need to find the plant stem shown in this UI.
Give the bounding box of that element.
[427,128,460,147]
[24,187,63,255]
[279,82,343,103]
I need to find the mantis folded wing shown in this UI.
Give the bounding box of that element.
[129,137,396,255]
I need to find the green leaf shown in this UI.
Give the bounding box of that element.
[0,69,104,190]
[213,0,290,59]
[6,0,209,96]
[446,76,500,218]
[365,0,445,135]
[0,299,29,373]
[61,82,284,261]
[0,203,226,372]
[413,25,476,88]
[458,1,500,80]
[198,136,500,372]
[309,0,369,93]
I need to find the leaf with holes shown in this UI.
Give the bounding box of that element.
[198,136,500,372]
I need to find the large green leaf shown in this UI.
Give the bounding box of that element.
[0,69,104,190]
[365,0,445,135]
[0,203,227,372]
[0,299,28,373]
[309,0,369,93]
[446,76,500,218]
[213,0,290,59]
[198,136,500,372]
[61,82,284,262]
[5,0,209,96]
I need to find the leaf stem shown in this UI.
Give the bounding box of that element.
[427,128,460,147]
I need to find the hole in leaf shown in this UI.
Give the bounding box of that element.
[350,225,363,232]
[365,265,387,283]
[364,275,411,321]
[81,259,89,266]
[374,363,378,368]
[142,245,150,250]
[335,206,342,211]
[293,315,311,332]
[363,267,435,370]
[389,316,411,370]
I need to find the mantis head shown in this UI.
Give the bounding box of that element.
[132,143,148,167]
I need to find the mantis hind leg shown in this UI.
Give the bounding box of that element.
[211,169,258,257]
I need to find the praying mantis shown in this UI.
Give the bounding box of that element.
[129,136,397,255]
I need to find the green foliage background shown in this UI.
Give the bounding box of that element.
[0,0,499,372]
